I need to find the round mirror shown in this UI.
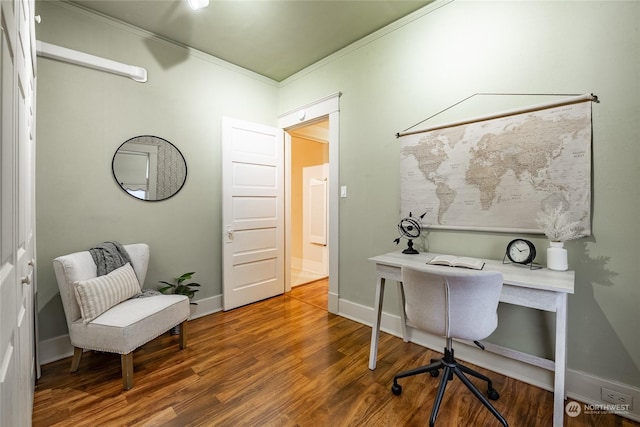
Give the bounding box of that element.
[112,135,187,201]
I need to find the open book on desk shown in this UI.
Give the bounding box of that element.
[427,255,485,270]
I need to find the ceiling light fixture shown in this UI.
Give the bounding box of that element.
[187,0,209,11]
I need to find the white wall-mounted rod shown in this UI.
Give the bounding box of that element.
[36,41,147,83]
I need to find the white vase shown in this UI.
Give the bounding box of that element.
[547,241,568,271]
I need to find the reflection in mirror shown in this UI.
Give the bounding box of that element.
[112,136,187,201]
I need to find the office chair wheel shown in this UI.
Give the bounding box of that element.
[487,387,500,400]
[391,383,402,395]
[430,370,439,378]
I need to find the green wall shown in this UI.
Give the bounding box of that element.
[36,0,640,390]
[279,1,640,386]
[35,1,279,340]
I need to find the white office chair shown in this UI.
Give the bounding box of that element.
[391,265,508,427]
[53,243,190,389]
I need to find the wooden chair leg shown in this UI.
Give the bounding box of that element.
[179,321,187,349]
[121,352,134,390]
[70,347,83,373]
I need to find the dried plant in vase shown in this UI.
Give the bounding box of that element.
[535,201,585,271]
[535,203,585,242]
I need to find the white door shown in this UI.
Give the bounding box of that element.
[1,0,37,425]
[222,117,284,310]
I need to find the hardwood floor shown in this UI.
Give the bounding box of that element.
[34,281,638,426]
[289,278,329,310]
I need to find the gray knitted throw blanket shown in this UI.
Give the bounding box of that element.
[89,241,132,277]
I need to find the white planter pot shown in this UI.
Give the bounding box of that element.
[547,241,568,271]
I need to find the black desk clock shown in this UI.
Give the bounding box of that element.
[504,239,541,269]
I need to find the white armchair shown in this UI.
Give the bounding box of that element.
[53,243,190,389]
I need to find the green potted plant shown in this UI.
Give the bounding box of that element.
[158,271,200,303]
[159,272,200,335]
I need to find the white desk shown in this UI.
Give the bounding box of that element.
[368,251,575,427]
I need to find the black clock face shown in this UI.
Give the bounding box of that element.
[506,239,536,264]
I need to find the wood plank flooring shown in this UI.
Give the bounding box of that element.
[34,280,638,426]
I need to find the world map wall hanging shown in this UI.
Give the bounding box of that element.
[398,96,593,234]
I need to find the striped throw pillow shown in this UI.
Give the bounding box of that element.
[74,263,141,323]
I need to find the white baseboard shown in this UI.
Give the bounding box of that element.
[328,291,339,314]
[39,334,75,365]
[189,293,223,320]
[337,297,640,422]
[566,370,640,422]
[291,256,303,271]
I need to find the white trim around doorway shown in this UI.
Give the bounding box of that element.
[278,93,341,314]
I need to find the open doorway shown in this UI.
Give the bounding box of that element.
[287,120,329,310]
[289,120,329,295]
[279,92,340,314]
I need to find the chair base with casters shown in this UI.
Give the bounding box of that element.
[391,265,509,427]
[392,338,508,427]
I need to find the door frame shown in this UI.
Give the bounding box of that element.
[278,93,341,314]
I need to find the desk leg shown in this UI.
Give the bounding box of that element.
[369,276,386,370]
[554,293,568,427]
[396,281,408,342]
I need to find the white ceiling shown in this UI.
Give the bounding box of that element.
[68,0,433,82]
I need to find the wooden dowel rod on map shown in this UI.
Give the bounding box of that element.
[396,93,597,138]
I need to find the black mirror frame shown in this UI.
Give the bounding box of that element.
[112,135,188,202]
